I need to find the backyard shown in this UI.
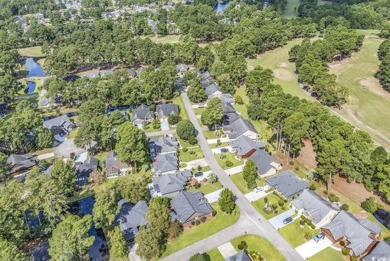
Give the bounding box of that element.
[215,152,243,169]
[18,46,45,58]
[252,192,288,219]
[279,220,320,248]
[230,172,265,194]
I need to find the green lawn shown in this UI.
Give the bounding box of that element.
[279,220,319,247]
[194,107,206,115]
[161,203,240,257]
[144,35,182,44]
[203,130,224,140]
[283,0,300,18]
[309,247,345,261]
[142,124,161,133]
[215,152,243,169]
[231,235,286,261]
[67,128,78,139]
[189,181,223,195]
[230,172,265,194]
[179,146,203,162]
[18,46,45,57]
[173,96,189,121]
[203,249,224,261]
[252,193,288,219]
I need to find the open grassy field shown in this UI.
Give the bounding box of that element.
[18,46,45,58]
[143,35,182,44]
[283,0,300,18]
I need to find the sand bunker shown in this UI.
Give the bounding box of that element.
[360,77,390,98]
[273,69,293,81]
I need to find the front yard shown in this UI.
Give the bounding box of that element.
[229,172,265,194]
[188,181,223,195]
[215,152,243,169]
[203,130,224,140]
[179,146,203,162]
[252,192,288,219]
[309,247,345,261]
[279,220,319,248]
[173,96,189,121]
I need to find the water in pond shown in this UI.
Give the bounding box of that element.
[25,57,45,77]
[69,196,109,261]
[215,2,228,13]
[25,81,36,94]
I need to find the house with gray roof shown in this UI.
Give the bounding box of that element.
[156,103,179,121]
[176,64,188,75]
[54,139,94,159]
[171,191,213,227]
[149,136,179,158]
[223,117,258,140]
[248,149,281,177]
[152,170,192,197]
[132,104,154,129]
[362,241,390,261]
[128,68,137,77]
[105,151,132,178]
[115,200,148,241]
[205,83,222,97]
[6,153,36,177]
[292,189,339,228]
[199,71,212,82]
[75,155,99,187]
[322,211,381,258]
[43,114,74,143]
[153,153,179,175]
[266,170,308,198]
[230,135,264,159]
[29,241,50,261]
[225,251,251,261]
[220,93,235,105]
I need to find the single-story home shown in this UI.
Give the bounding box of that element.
[220,93,235,105]
[43,114,74,143]
[74,152,99,187]
[6,153,36,177]
[176,64,188,75]
[291,189,339,228]
[321,211,381,258]
[205,83,222,98]
[149,136,179,158]
[230,135,265,159]
[156,103,179,121]
[132,104,154,129]
[105,151,132,178]
[266,170,308,199]
[115,199,148,241]
[152,153,179,175]
[224,117,258,140]
[248,149,281,177]
[225,250,251,261]
[171,191,213,228]
[152,170,193,197]
[362,241,390,261]
[199,71,212,82]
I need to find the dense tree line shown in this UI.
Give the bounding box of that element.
[289,25,363,106]
[376,39,390,90]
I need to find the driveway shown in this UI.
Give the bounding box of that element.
[295,237,332,259]
[161,120,170,131]
[217,242,237,258]
[205,188,223,203]
[225,165,244,175]
[245,185,270,202]
[269,209,295,230]
[211,146,232,154]
[128,243,142,261]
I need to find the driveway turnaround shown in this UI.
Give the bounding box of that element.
[295,237,333,259]
[205,188,223,203]
[245,186,270,202]
[269,209,295,229]
[217,242,237,258]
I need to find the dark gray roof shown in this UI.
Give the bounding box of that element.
[223,102,236,114]
[171,191,213,223]
[363,241,390,261]
[149,136,179,155]
[292,189,339,224]
[152,170,192,195]
[153,153,178,173]
[54,139,90,158]
[43,114,73,130]
[105,151,131,174]
[266,170,308,198]
[30,241,50,261]
[6,153,35,173]
[75,157,99,186]
[132,104,154,123]
[225,251,252,261]
[230,135,259,156]
[248,149,276,175]
[176,64,188,72]
[199,71,211,81]
[220,93,235,105]
[227,117,258,140]
[223,111,241,126]
[323,211,381,257]
[156,103,179,118]
[205,83,220,96]
[115,200,148,240]
[128,69,137,77]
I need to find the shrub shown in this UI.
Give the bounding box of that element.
[289,160,294,165]
[168,221,183,240]
[177,120,195,140]
[152,119,160,129]
[189,253,206,261]
[350,257,357,261]
[274,210,278,214]
[200,216,207,223]
[188,136,198,145]
[194,183,201,189]
[328,193,339,203]
[249,251,263,261]
[340,204,349,211]
[191,221,195,226]
[299,220,305,226]
[278,199,285,207]
[168,114,181,125]
[190,150,195,155]
[182,147,188,152]
[219,154,226,160]
[385,237,390,243]
[282,206,286,210]
[212,210,217,217]
[195,220,201,226]
[197,165,202,171]
[309,223,316,229]
[340,240,345,246]
[237,241,248,250]
[361,197,377,213]
[272,204,278,210]
[341,247,349,255]
[304,232,312,240]
[225,160,233,167]
[264,197,268,203]
[234,94,243,104]
[309,184,316,191]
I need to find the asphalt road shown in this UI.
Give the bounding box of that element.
[161,92,303,261]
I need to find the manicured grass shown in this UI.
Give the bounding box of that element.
[203,130,224,139]
[203,248,224,261]
[215,152,243,169]
[201,166,212,172]
[209,142,229,148]
[145,35,182,44]
[161,203,240,257]
[231,235,286,261]
[189,181,223,195]
[283,0,300,18]
[179,146,203,162]
[194,107,206,115]
[252,193,288,219]
[279,220,319,247]
[18,46,45,57]
[173,96,189,121]
[309,247,345,261]
[142,124,161,133]
[229,172,265,194]
[67,128,78,139]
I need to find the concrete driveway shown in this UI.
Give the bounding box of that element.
[269,209,295,229]
[245,185,270,202]
[225,165,244,175]
[161,120,170,131]
[217,242,237,258]
[205,188,223,203]
[295,237,332,259]
[211,146,233,154]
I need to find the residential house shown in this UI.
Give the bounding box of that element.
[0,102,7,117]
[171,191,213,228]
[43,114,74,143]
[128,68,137,78]
[29,241,50,261]
[149,136,179,158]
[115,200,148,241]
[74,152,99,187]
[248,149,281,177]
[153,153,179,175]
[54,139,93,159]
[224,117,258,140]
[105,151,132,178]
[225,251,252,261]
[205,83,222,98]
[132,104,154,129]
[199,71,212,82]
[362,241,390,261]
[220,93,235,105]
[156,103,179,121]
[148,19,159,32]
[176,64,188,75]
[291,189,339,228]
[151,170,193,197]
[136,67,145,76]
[266,170,308,199]
[322,211,381,258]
[6,153,36,177]
[230,135,265,159]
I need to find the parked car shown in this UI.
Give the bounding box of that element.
[220,148,229,153]
[254,187,263,193]
[313,233,325,242]
[283,217,293,224]
[194,172,203,177]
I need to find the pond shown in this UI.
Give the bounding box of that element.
[69,196,109,261]
[215,2,228,13]
[25,81,36,94]
[25,57,45,77]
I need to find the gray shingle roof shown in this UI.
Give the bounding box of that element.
[266,170,308,198]
[156,103,179,119]
[6,153,35,173]
[362,241,390,261]
[54,139,91,158]
[176,64,188,72]
[105,151,131,175]
[223,102,236,114]
[292,189,338,224]
[132,104,154,124]
[205,83,220,96]
[149,136,179,155]
[115,200,148,240]
[323,211,381,256]
[230,135,259,157]
[152,170,192,195]
[153,153,178,173]
[75,157,99,186]
[225,251,252,261]
[220,93,235,105]
[248,149,277,175]
[171,191,213,224]
[226,117,258,140]
[199,71,211,81]
[43,114,73,130]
